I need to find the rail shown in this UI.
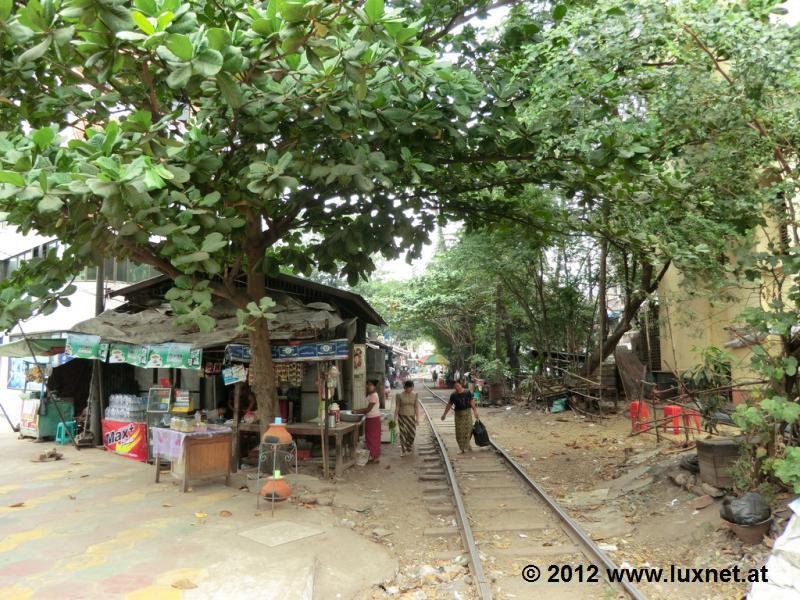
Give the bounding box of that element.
[422,382,648,600]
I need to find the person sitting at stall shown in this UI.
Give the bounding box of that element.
[352,379,381,463]
[226,386,257,421]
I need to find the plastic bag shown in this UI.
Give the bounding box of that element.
[680,454,700,474]
[472,419,490,447]
[551,397,567,413]
[355,441,370,467]
[720,492,771,525]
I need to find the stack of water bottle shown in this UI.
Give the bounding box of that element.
[105,394,147,422]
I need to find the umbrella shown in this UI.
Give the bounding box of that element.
[423,354,449,366]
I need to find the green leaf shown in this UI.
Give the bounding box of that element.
[0,0,12,21]
[194,48,223,76]
[0,171,24,186]
[216,72,242,108]
[364,0,384,23]
[117,31,147,41]
[166,65,192,88]
[132,11,155,35]
[279,1,306,22]
[37,195,63,213]
[306,47,324,71]
[102,121,120,155]
[552,4,567,20]
[32,126,55,150]
[199,191,221,207]
[207,27,230,51]
[196,314,215,333]
[134,0,157,15]
[201,232,227,253]
[173,251,210,266]
[252,18,274,36]
[18,37,51,63]
[156,11,173,31]
[166,33,193,61]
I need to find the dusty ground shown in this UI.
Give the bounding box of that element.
[480,402,786,600]
[1,386,789,600]
[0,433,401,600]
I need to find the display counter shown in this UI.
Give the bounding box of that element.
[152,426,232,492]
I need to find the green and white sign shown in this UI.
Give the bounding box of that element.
[143,343,202,370]
[108,343,149,366]
[65,333,109,361]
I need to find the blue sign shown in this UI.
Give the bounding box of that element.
[225,340,350,364]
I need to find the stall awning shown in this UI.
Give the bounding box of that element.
[0,338,66,358]
[70,296,344,349]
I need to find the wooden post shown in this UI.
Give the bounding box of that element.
[232,382,241,471]
[316,364,328,479]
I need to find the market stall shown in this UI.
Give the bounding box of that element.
[0,337,74,441]
[224,339,354,475]
[60,332,215,469]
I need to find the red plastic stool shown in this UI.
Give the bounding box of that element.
[663,405,681,434]
[682,408,701,433]
[629,401,650,432]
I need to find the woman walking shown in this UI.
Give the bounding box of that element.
[354,379,382,463]
[395,380,420,456]
[441,382,479,453]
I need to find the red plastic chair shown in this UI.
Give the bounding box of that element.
[663,405,681,434]
[629,401,650,432]
[682,408,701,433]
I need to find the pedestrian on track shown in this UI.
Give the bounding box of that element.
[441,382,479,453]
[395,380,420,456]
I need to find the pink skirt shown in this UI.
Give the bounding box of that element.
[365,416,381,460]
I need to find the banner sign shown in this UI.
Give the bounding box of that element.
[143,343,202,369]
[102,420,147,462]
[225,340,348,364]
[352,343,366,409]
[65,333,109,361]
[108,343,148,365]
[107,342,201,370]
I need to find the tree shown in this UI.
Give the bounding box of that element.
[410,0,771,378]
[0,0,485,428]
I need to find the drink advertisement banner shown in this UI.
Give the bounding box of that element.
[144,343,202,370]
[108,343,148,365]
[102,420,148,462]
[65,333,109,361]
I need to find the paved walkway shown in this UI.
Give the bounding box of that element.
[0,433,395,599]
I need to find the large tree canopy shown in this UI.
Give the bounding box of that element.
[0,0,486,424]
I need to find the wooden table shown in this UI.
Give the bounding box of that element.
[287,421,361,477]
[152,427,232,492]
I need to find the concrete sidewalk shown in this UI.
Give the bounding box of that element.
[0,433,395,600]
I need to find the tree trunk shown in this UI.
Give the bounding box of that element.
[90,261,105,445]
[496,287,519,372]
[584,259,672,376]
[246,271,278,435]
[494,281,504,363]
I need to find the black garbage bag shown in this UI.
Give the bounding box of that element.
[720,492,771,525]
[680,454,700,474]
[472,419,490,447]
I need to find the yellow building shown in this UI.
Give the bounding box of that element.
[657,225,784,404]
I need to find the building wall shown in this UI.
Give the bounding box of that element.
[657,225,778,402]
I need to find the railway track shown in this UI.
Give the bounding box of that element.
[416,384,647,600]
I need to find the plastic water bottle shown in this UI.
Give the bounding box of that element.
[194,411,201,427]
